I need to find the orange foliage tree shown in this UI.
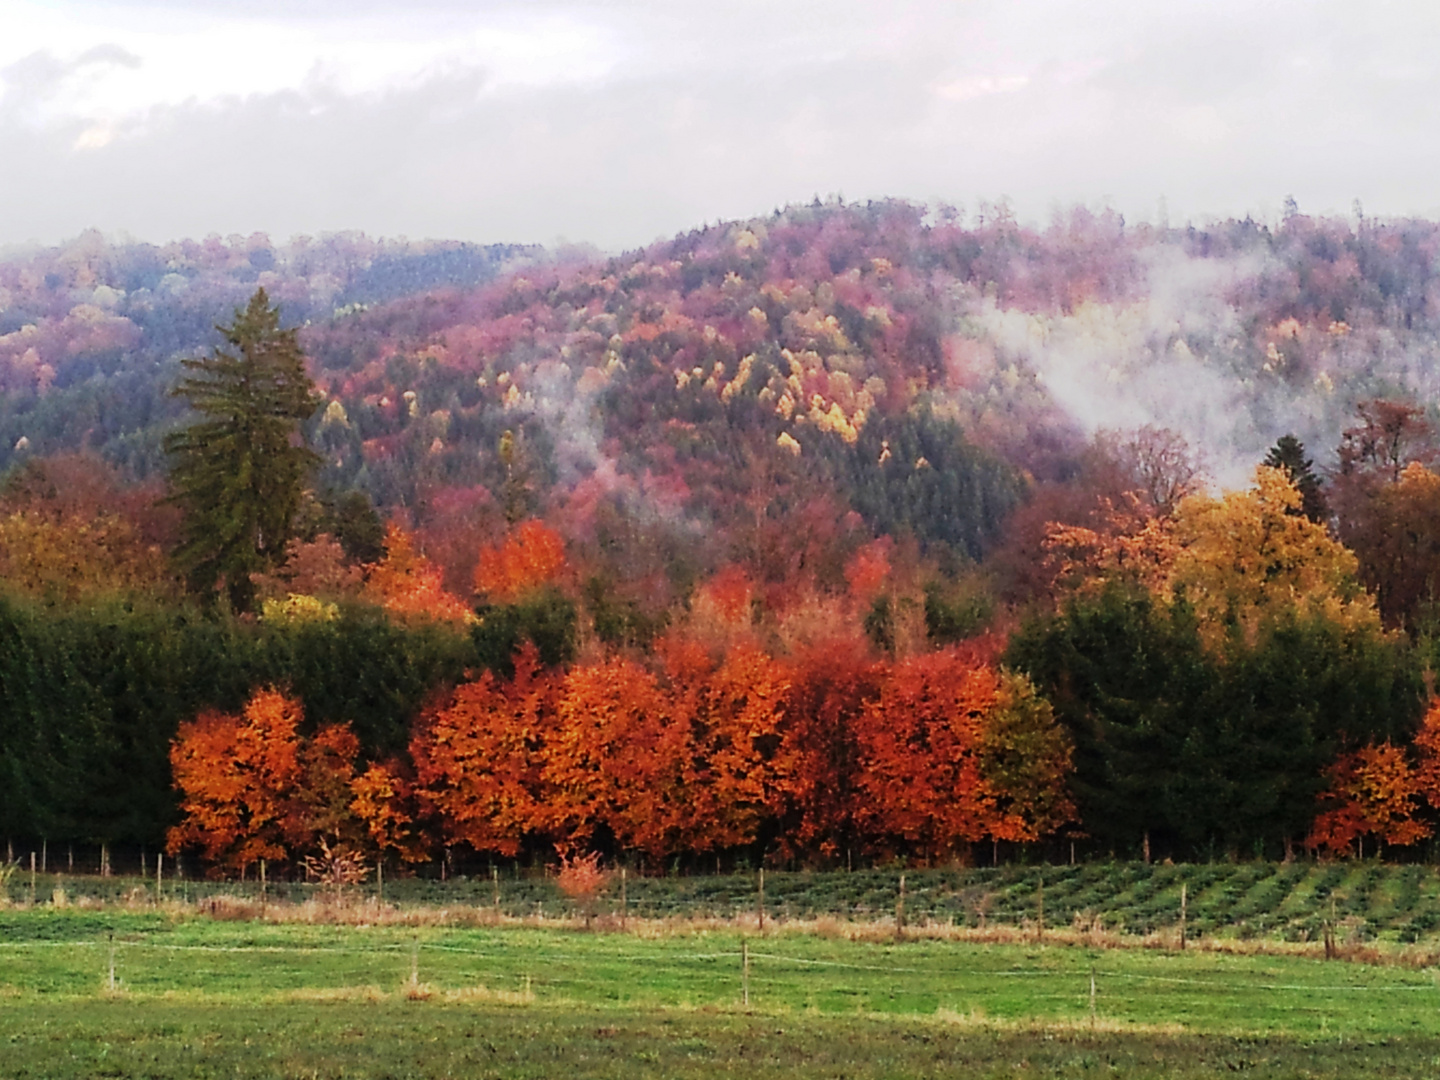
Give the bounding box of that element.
[167,688,360,874]
[852,648,1002,861]
[474,519,567,602]
[853,646,1074,861]
[651,640,796,856]
[1306,741,1431,858]
[364,521,473,624]
[1412,695,1440,811]
[1041,494,1177,599]
[1306,695,1440,859]
[542,655,671,854]
[349,760,431,864]
[409,645,554,857]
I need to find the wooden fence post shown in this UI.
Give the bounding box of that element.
[1037,876,1045,940]
[742,938,750,1007]
[1179,882,1187,950]
[896,873,907,941]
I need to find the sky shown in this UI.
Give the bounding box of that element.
[3,0,1440,251]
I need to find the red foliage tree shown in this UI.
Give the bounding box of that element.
[851,644,1073,862]
[1412,695,1440,811]
[1306,741,1430,858]
[844,539,892,603]
[776,636,884,860]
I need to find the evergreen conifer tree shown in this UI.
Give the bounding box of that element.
[165,288,320,612]
[1264,434,1329,524]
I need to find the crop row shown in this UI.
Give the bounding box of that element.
[8,862,1440,943]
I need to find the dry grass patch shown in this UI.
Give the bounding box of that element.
[282,985,388,1003]
[442,983,537,1006]
[930,1006,1189,1037]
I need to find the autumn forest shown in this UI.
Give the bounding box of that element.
[7,199,1440,877]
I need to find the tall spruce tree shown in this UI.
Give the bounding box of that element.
[1263,434,1329,524]
[166,288,320,612]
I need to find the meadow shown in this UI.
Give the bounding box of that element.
[5,864,1440,1076]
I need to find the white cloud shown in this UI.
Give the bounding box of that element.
[933,75,1029,103]
[2,0,1440,247]
[0,1,624,126]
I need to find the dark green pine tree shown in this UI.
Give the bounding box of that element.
[1263,434,1329,524]
[165,288,321,613]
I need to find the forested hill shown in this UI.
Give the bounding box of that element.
[0,232,539,477]
[7,201,1440,573]
[11,199,1440,864]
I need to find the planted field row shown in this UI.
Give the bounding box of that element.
[9,862,1440,943]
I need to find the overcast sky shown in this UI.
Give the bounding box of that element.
[3,0,1439,251]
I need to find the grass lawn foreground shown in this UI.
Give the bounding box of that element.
[4,901,1440,1077]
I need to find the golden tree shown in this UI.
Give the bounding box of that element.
[1168,466,1378,648]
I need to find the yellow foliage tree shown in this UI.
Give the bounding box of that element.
[1167,466,1379,648]
[0,511,168,603]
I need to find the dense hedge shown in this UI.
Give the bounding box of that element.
[0,595,474,846]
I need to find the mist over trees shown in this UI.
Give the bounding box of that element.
[8,200,1440,871]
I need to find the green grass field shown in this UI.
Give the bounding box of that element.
[4,900,1440,1077]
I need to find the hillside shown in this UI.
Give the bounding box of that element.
[7,200,1440,868]
[0,231,539,477]
[6,200,1440,591]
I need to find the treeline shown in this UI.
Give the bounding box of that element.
[167,638,1073,877]
[1010,585,1423,860]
